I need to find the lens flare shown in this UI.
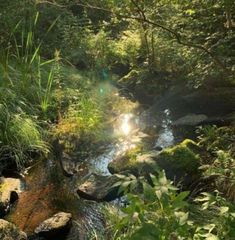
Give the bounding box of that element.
[121,114,132,135]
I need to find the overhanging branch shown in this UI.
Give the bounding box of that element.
[37,0,232,73]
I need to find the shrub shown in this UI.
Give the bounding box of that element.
[106,171,235,240]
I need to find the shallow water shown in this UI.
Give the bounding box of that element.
[6,86,191,239]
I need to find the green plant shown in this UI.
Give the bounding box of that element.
[106,171,235,240]
[197,126,235,153]
[0,13,59,169]
[0,104,49,168]
[200,150,235,202]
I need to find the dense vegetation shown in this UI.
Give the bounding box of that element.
[0,0,234,239]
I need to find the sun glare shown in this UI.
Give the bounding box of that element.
[121,114,132,136]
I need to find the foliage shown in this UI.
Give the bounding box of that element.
[0,12,59,168]
[55,95,104,138]
[106,171,235,240]
[200,150,235,202]
[0,104,49,169]
[159,139,200,175]
[0,2,234,240]
[197,125,235,153]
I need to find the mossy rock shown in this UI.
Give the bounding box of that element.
[108,139,201,185]
[107,146,154,175]
[0,219,27,240]
[0,177,21,217]
[156,139,200,184]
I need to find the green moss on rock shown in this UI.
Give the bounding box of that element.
[158,139,200,175]
[108,139,201,185]
[108,145,146,174]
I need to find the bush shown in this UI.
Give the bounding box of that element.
[106,171,235,240]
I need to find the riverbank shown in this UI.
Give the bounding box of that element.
[1,72,235,239]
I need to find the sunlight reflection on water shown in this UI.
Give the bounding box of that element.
[120,113,133,136]
[90,113,141,175]
[155,109,174,148]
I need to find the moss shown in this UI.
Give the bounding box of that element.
[0,182,7,193]
[108,139,201,184]
[108,145,144,174]
[119,69,141,83]
[158,139,200,175]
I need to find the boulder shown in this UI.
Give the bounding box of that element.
[108,139,201,186]
[182,88,235,116]
[108,151,158,176]
[0,177,22,216]
[0,219,27,240]
[34,212,72,239]
[172,114,208,126]
[145,87,235,124]
[77,173,123,201]
[156,139,201,185]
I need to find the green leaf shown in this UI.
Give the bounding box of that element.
[173,191,189,209]
[205,234,219,240]
[220,206,229,215]
[185,9,195,15]
[175,211,189,225]
[130,223,160,240]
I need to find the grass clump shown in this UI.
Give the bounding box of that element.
[0,13,58,170]
[0,104,49,169]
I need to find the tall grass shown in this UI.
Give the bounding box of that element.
[0,13,58,169]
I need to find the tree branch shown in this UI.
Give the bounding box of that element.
[37,0,231,73]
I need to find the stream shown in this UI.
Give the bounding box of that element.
[5,85,195,240]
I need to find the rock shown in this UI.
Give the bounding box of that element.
[0,219,27,240]
[77,173,123,201]
[156,139,201,185]
[108,139,201,186]
[108,151,157,176]
[146,87,235,124]
[0,177,22,216]
[60,152,77,177]
[182,88,235,116]
[34,212,72,239]
[172,114,208,126]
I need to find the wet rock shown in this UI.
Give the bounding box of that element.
[0,219,27,240]
[199,112,235,126]
[182,88,235,116]
[34,212,72,239]
[77,173,123,201]
[0,177,21,216]
[172,113,235,127]
[156,139,201,185]
[60,152,77,177]
[108,139,201,186]
[108,151,157,176]
[172,114,208,126]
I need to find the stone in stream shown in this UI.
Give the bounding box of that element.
[108,139,201,186]
[34,212,72,239]
[60,152,78,177]
[0,177,22,217]
[0,219,27,240]
[77,173,124,201]
[172,114,208,126]
[108,151,158,176]
[172,113,235,127]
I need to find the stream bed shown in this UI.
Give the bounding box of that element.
[5,86,196,240]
